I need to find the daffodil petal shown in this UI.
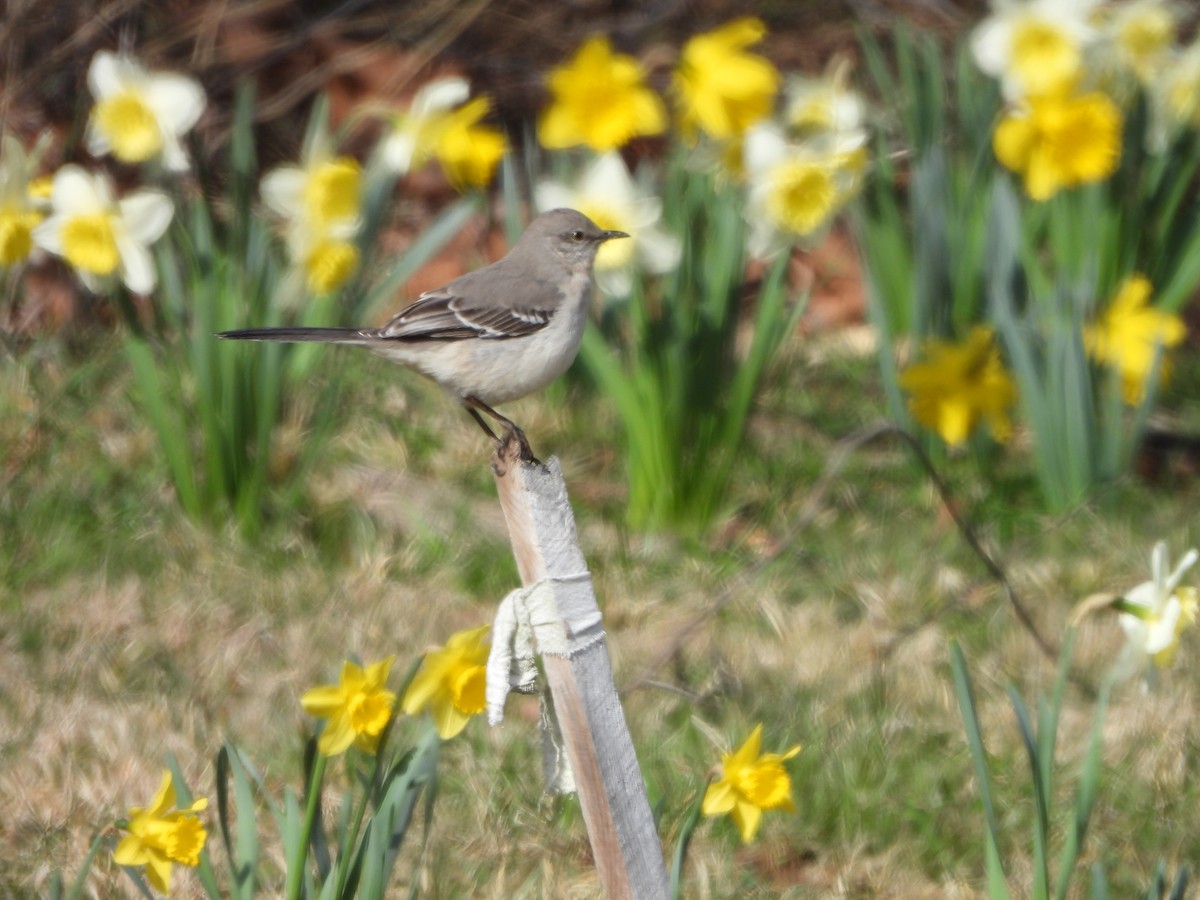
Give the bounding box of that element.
[87,51,126,99]
[144,851,172,893]
[317,713,356,756]
[301,685,347,717]
[260,167,306,219]
[146,74,207,135]
[732,799,763,843]
[119,191,173,244]
[433,701,471,740]
[113,833,152,866]
[116,233,157,294]
[702,780,737,815]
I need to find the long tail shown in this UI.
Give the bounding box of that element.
[216,327,372,344]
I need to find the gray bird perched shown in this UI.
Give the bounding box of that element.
[219,208,628,460]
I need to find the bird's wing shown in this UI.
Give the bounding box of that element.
[374,269,561,341]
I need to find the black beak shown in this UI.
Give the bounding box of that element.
[600,230,630,242]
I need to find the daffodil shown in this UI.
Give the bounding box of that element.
[535,153,680,297]
[784,59,867,144]
[86,51,205,171]
[674,18,780,141]
[898,326,1018,447]
[402,624,489,740]
[382,78,506,190]
[970,0,1100,99]
[742,122,864,257]
[0,135,47,267]
[113,771,207,894]
[261,136,362,294]
[32,165,172,294]
[301,656,397,756]
[262,140,361,230]
[1084,274,1185,405]
[434,96,507,190]
[383,77,470,173]
[1159,40,1200,130]
[993,89,1122,200]
[284,219,361,296]
[702,724,800,843]
[538,36,667,152]
[1115,542,1198,674]
[1100,0,1177,85]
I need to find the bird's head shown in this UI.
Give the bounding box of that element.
[518,208,629,274]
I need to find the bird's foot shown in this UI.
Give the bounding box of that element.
[501,426,540,466]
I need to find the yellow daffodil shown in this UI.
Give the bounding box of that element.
[0,135,47,267]
[1102,0,1177,85]
[261,136,362,294]
[674,18,780,141]
[113,771,207,894]
[382,78,506,190]
[32,165,173,294]
[742,122,864,257]
[535,152,680,297]
[1084,274,1185,405]
[702,724,800,843]
[86,51,205,171]
[262,145,361,231]
[434,96,507,190]
[538,36,667,152]
[971,0,1100,99]
[1116,542,1198,673]
[898,326,1018,447]
[286,224,361,296]
[383,77,470,173]
[301,656,397,756]
[401,624,489,740]
[993,89,1122,200]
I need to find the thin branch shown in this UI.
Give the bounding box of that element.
[625,421,1059,695]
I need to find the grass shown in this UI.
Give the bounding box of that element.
[3,327,1200,897]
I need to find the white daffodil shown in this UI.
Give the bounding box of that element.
[784,59,867,145]
[743,122,864,258]
[32,165,172,294]
[86,51,206,171]
[1116,541,1199,677]
[261,135,363,295]
[971,0,1101,99]
[381,77,471,174]
[535,152,681,298]
[1099,0,1177,85]
[0,134,48,267]
[1150,39,1200,141]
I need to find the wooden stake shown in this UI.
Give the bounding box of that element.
[492,440,669,900]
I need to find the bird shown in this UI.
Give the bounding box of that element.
[218,208,628,461]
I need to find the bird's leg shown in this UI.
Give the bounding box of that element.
[462,396,539,464]
[465,405,501,442]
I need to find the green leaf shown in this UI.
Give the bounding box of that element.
[669,786,706,900]
[1008,688,1050,899]
[1053,678,1110,900]
[64,830,111,900]
[950,642,1008,891]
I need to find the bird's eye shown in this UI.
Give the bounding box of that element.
[569,230,585,242]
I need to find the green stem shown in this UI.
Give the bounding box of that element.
[333,759,376,899]
[285,751,328,900]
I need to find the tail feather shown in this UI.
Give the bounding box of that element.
[217,327,372,344]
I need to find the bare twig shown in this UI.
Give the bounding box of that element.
[625,421,1059,695]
